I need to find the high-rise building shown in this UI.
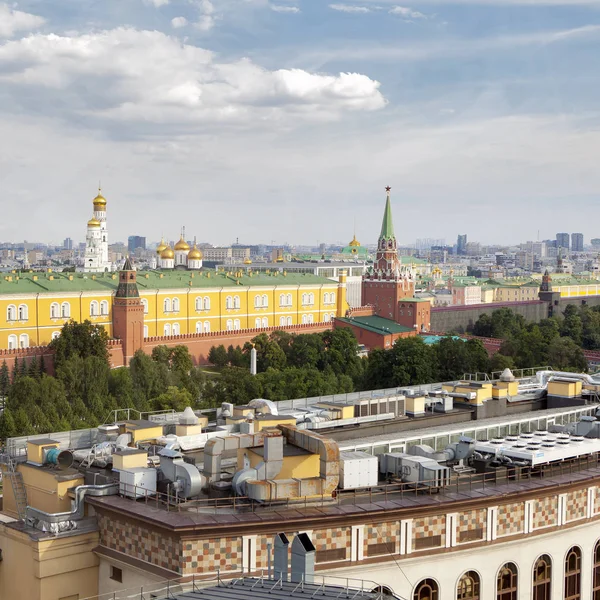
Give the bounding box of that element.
[127,236,146,253]
[571,233,584,252]
[556,233,570,251]
[63,237,73,250]
[457,234,467,255]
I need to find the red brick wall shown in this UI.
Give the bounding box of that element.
[335,321,413,351]
[0,347,55,375]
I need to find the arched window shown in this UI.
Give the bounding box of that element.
[164,323,171,336]
[50,302,59,319]
[143,325,148,338]
[226,319,233,331]
[565,547,581,600]
[302,293,307,305]
[309,293,314,304]
[203,296,210,310]
[593,541,600,600]
[61,302,70,318]
[90,300,99,316]
[51,330,61,340]
[532,555,552,600]
[280,316,286,326]
[18,304,28,320]
[172,298,180,312]
[262,294,268,307]
[226,296,233,309]
[196,321,203,333]
[172,323,180,335]
[233,296,240,309]
[287,316,292,326]
[330,312,336,321]
[497,563,518,600]
[233,318,240,330]
[302,314,307,324]
[324,292,329,304]
[279,293,285,307]
[307,314,314,324]
[195,297,202,311]
[255,317,261,328]
[141,298,148,314]
[324,313,330,322]
[100,300,109,315]
[287,293,292,306]
[457,571,480,600]
[7,334,17,349]
[254,295,262,308]
[6,305,16,321]
[330,292,335,304]
[413,579,438,600]
[163,298,171,313]
[19,334,29,349]
[203,321,210,333]
[262,317,268,328]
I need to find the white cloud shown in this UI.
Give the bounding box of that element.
[194,15,216,30]
[144,0,169,6]
[0,3,45,38]
[171,16,188,28]
[193,0,217,31]
[389,6,427,18]
[0,28,386,134]
[329,4,372,13]
[271,4,301,12]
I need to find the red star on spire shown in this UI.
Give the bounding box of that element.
[385,186,391,192]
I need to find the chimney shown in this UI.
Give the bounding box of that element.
[273,533,289,582]
[291,533,316,583]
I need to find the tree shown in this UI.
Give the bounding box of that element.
[28,355,41,380]
[152,386,194,412]
[170,345,194,375]
[560,305,583,346]
[0,408,16,440]
[151,345,173,366]
[489,353,516,374]
[11,357,19,384]
[49,320,109,371]
[129,350,167,411]
[0,360,9,397]
[208,345,228,368]
[547,337,588,372]
[387,337,436,387]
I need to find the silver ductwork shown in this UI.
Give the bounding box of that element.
[25,483,119,532]
[158,449,205,498]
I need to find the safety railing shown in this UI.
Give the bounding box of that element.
[114,451,600,516]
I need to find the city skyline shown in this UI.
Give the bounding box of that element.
[1,1,600,244]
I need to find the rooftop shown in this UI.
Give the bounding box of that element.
[336,315,413,336]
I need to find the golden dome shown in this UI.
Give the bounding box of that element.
[244,258,252,265]
[175,236,190,251]
[87,217,101,228]
[188,245,203,260]
[93,187,107,208]
[156,238,168,255]
[349,234,361,247]
[160,246,174,259]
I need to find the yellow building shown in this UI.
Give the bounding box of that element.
[0,269,346,350]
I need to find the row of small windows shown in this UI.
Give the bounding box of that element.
[226,296,241,310]
[254,295,269,308]
[7,334,29,349]
[279,294,293,307]
[413,545,596,600]
[6,305,28,321]
[89,301,109,316]
[301,293,315,305]
[163,298,181,313]
[50,303,71,319]
[324,292,336,304]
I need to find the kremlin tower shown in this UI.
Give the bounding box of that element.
[82,187,114,272]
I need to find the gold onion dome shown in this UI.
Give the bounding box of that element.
[244,258,252,265]
[349,234,361,247]
[156,238,168,255]
[93,188,107,208]
[160,246,175,259]
[87,217,101,228]
[175,236,190,251]
[188,245,203,260]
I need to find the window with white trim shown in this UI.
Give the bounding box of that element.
[100,300,109,316]
[279,293,285,307]
[7,334,17,349]
[18,304,28,320]
[61,302,70,318]
[254,295,262,308]
[226,296,233,310]
[195,297,202,311]
[233,318,240,330]
[143,325,148,338]
[280,316,286,326]
[19,334,29,349]
[172,323,180,335]
[287,316,292,326]
[50,303,59,319]
[6,305,16,321]
[226,319,233,331]
[204,296,211,310]
[204,321,210,332]
[324,313,330,322]
[262,317,268,328]
[164,323,171,336]
[141,298,148,314]
[233,296,240,309]
[172,298,180,312]
[51,331,61,340]
[164,298,171,313]
[262,294,268,308]
[255,317,261,328]
[196,321,203,333]
[90,300,99,317]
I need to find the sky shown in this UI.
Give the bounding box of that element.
[1,0,600,247]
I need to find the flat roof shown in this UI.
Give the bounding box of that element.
[337,315,413,335]
[26,438,60,446]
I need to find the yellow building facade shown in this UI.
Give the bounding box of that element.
[0,269,346,350]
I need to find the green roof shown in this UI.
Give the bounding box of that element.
[337,315,413,335]
[379,192,395,240]
[0,269,336,295]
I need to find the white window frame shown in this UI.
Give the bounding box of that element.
[172,323,180,335]
[233,296,240,309]
[141,298,149,314]
[164,298,171,313]
[279,293,285,307]
[262,294,268,308]
[19,334,29,349]
[61,302,70,318]
[18,304,28,320]
[226,296,233,310]
[226,319,233,331]
[172,298,180,312]
[6,305,16,321]
[143,325,148,338]
[280,316,286,326]
[51,331,61,340]
[233,318,241,330]
[262,317,268,328]
[195,297,202,311]
[90,300,99,317]
[255,317,261,328]
[254,295,262,309]
[203,321,210,333]
[203,296,210,310]
[287,293,292,306]
[100,300,109,316]
[287,316,292,326]
[196,321,203,333]
[7,334,17,350]
[164,323,171,336]
[324,313,330,322]
[50,302,59,319]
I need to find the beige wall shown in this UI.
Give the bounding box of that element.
[0,524,99,600]
[97,556,169,599]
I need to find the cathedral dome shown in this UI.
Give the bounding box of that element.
[93,189,107,208]
[87,217,101,228]
[161,246,175,259]
[175,237,190,251]
[349,235,361,247]
[156,238,168,255]
[188,245,203,260]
